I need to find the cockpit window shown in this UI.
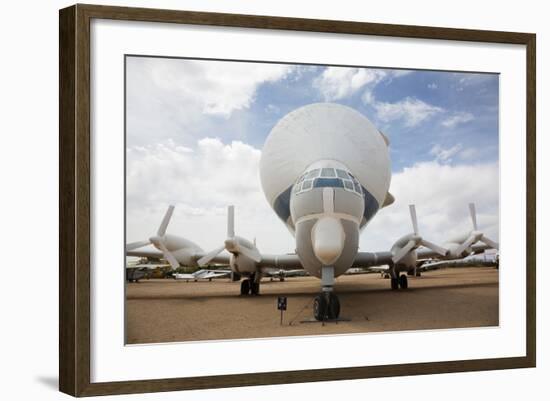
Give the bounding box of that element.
[321,168,336,177]
[294,168,363,196]
[313,178,344,188]
[305,169,320,179]
[336,169,349,179]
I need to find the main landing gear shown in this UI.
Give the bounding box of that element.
[240,273,260,296]
[390,273,408,290]
[407,267,421,277]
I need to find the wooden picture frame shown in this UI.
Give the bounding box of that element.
[59,3,536,397]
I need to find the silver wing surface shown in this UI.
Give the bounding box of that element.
[416,243,491,260]
[257,254,304,270]
[126,249,164,260]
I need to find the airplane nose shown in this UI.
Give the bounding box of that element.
[311,217,346,265]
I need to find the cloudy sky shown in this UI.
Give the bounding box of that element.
[126,56,499,255]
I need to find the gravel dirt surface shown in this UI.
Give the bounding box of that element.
[125,267,498,344]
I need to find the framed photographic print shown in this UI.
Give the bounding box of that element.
[59,3,536,397]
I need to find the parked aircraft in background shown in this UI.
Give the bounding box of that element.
[173,269,231,282]
[126,103,498,321]
[125,263,170,283]
[264,268,309,281]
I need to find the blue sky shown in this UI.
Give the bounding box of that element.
[126,56,499,253]
[127,58,499,173]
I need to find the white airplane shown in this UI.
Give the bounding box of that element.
[172,269,230,282]
[264,268,309,281]
[126,103,498,321]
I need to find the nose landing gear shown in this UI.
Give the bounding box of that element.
[313,265,341,321]
[313,292,340,321]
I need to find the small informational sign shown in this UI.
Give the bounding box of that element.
[277,296,287,326]
[277,296,287,311]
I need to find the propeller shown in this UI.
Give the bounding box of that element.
[125,205,180,269]
[126,239,151,251]
[392,205,448,264]
[453,203,499,256]
[197,206,262,266]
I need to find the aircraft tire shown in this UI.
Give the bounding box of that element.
[251,281,260,295]
[391,277,399,290]
[240,279,251,295]
[399,274,408,289]
[328,293,340,319]
[313,295,328,321]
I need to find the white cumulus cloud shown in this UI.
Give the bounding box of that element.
[314,67,386,100]
[361,161,499,251]
[126,57,293,146]
[430,144,463,163]
[126,138,294,254]
[442,112,475,128]
[145,58,292,116]
[363,91,444,127]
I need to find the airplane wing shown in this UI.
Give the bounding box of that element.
[201,271,231,279]
[263,267,306,276]
[257,254,304,270]
[352,251,394,268]
[126,249,164,260]
[174,270,230,280]
[258,251,396,270]
[193,253,231,265]
[352,244,492,269]
[127,248,232,266]
[416,243,491,260]
[173,273,196,280]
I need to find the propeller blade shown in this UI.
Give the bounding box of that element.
[469,203,478,231]
[420,239,448,256]
[481,235,499,250]
[197,245,226,266]
[235,244,262,263]
[126,240,151,251]
[409,204,419,235]
[227,205,235,238]
[392,240,417,264]
[454,234,477,256]
[157,205,175,237]
[157,241,179,269]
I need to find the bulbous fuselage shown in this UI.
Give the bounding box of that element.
[260,103,392,278]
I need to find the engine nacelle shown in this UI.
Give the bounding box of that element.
[230,253,257,274]
[391,234,418,268]
[444,242,472,259]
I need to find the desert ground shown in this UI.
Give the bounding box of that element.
[125,266,498,344]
